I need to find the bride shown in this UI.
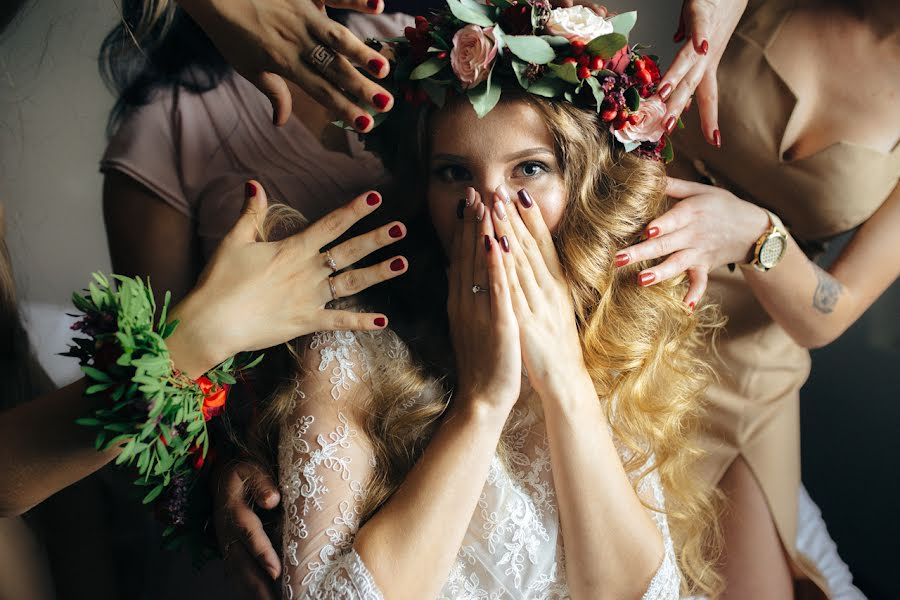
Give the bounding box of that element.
[250,5,721,599]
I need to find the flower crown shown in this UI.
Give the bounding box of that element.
[367,1,676,162]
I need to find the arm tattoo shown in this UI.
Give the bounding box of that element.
[812,266,843,314]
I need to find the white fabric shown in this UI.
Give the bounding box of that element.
[278,329,681,599]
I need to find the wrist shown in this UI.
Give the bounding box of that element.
[538,367,596,413]
[448,395,514,430]
[166,292,231,379]
[741,204,772,263]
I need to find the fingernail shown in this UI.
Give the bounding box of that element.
[483,234,492,252]
[354,115,372,131]
[390,258,405,272]
[368,59,385,75]
[688,301,696,312]
[659,82,673,101]
[614,253,629,267]
[456,199,466,219]
[245,181,257,199]
[500,236,510,253]
[373,93,391,110]
[665,115,676,134]
[638,272,656,286]
[367,0,379,9]
[673,30,685,43]
[374,316,386,327]
[495,184,512,204]
[713,129,721,148]
[465,187,476,207]
[366,192,381,206]
[475,202,485,222]
[388,224,403,238]
[645,226,660,239]
[517,188,533,208]
[493,200,507,221]
[700,39,709,55]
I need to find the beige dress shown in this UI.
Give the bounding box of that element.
[670,0,900,594]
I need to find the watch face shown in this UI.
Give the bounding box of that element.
[759,235,787,269]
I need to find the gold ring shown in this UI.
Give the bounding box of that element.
[309,44,337,75]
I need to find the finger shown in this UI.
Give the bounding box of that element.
[225,541,279,595]
[663,58,708,130]
[309,12,390,79]
[471,196,489,301]
[328,255,407,299]
[506,190,550,292]
[317,308,389,331]
[695,72,720,146]
[616,223,695,266]
[223,180,269,246]
[458,187,479,310]
[512,187,563,279]
[491,193,537,311]
[484,231,515,326]
[685,1,711,55]
[329,220,405,270]
[657,39,699,104]
[250,71,293,126]
[637,249,697,287]
[665,176,711,200]
[303,190,382,250]
[243,464,281,509]
[228,495,281,579]
[682,267,709,311]
[287,58,375,131]
[317,52,394,113]
[324,0,384,14]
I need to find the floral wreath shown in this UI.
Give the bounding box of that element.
[366,0,677,162]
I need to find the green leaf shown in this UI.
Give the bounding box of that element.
[586,33,627,59]
[142,483,164,504]
[586,77,605,112]
[527,76,569,98]
[85,382,115,395]
[609,11,637,37]
[540,35,571,47]
[621,140,641,152]
[661,138,674,163]
[504,35,555,65]
[82,366,112,383]
[410,57,447,80]
[625,86,640,111]
[511,59,531,89]
[76,417,102,427]
[547,62,580,84]
[467,71,502,118]
[446,0,493,27]
[419,79,447,107]
[430,31,451,51]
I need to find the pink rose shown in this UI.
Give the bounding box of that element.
[451,25,498,90]
[607,46,631,75]
[613,95,667,145]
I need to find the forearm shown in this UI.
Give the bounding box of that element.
[352,401,508,600]
[541,373,663,600]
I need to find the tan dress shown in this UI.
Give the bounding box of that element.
[670,0,900,593]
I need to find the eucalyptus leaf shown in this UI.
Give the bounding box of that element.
[540,35,571,47]
[586,33,627,59]
[410,57,447,80]
[586,77,605,112]
[446,0,493,27]
[624,86,640,111]
[547,62,580,84]
[504,35,555,65]
[467,72,502,118]
[622,140,641,152]
[609,11,637,37]
[527,76,569,98]
[420,79,448,107]
[661,139,674,163]
[511,59,531,89]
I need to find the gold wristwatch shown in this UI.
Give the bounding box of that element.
[748,209,788,272]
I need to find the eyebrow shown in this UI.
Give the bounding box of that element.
[431,147,556,163]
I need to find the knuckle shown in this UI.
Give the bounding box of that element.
[322,26,349,49]
[340,271,359,294]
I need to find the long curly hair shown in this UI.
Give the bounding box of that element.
[254,94,724,598]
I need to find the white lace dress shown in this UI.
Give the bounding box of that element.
[278,330,682,599]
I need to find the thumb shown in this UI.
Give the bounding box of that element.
[254,71,293,126]
[245,464,281,509]
[225,180,269,245]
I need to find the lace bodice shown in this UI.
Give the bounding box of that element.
[278,330,682,599]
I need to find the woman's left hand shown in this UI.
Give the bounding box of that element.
[488,186,589,396]
[614,177,770,308]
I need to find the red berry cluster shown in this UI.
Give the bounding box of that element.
[404,16,433,62]
[631,56,661,98]
[562,40,606,81]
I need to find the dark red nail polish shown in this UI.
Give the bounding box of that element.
[614,253,629,267]
[354,115,372,131]
[388,224,403,238]
[713,129,721,148]
[373,93,391,110]
[368,59,384,75]
[688,302,696,312]
[245,181,257,198]
[646,226,660,239]
[673,31,685,43]
[366,192,381,206]
[374,317,386,327]
[500,236,510,253]
[390,258,405,272]
[638,272,656,286]
[517,188,533,208]
[484,235,492,252]
[456,199,466,219]
[659,82,673,101]
[700,39,709,55]
[367,0,379,8]
[665,115,676,134]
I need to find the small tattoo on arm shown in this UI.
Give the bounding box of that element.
[812,267,842,314]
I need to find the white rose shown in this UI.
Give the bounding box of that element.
[545,6,614,43]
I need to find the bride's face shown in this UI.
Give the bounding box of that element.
[427,98,567,253]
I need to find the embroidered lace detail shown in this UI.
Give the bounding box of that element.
[306,549,384,600]
[311,330,367,400]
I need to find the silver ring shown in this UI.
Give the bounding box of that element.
[309,44,337,75]
[323,250,338,273]
[472,285,488,294]
[328,277,339,301]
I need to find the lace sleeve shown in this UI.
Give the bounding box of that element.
[637,468,681,600]
[279,331,383,600]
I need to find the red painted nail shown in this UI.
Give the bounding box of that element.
[688,301,696,312]
[374,317,386,327]
[614,253,629,267]
[659,83,673,102]
[483,235,492,252]
[500,236,510,253]
[373,93,390,110]
[713,129,721,148]
[366,192,381,206]
[390,258,405,272]
[673,31,685,43]
[638,272,656,286]
[388,224,403,238]
[245,181,257,198]
[354,115,372,131]
[367,0,379,9]
[645,226,660,239]
[665,115,676,134]
[368,59,385,75]
[700,39,709,55]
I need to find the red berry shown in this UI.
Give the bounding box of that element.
[634,58,645,71]
[628,113,642,125]
[636,69,653,85]
[570,40,586,55]
[404,26,417,41]
[414,16,429,33]
[601,107,618,121]
[437,51,448,60]
[577,65,591,80]
[576,54,589,66]
[589,55,604,70]
[618,109,628,121]
[563,57,578,65]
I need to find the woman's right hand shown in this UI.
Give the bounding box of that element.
[167,181,408,378]
[446,188,521,413]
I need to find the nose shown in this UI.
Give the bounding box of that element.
[473,181,513,208]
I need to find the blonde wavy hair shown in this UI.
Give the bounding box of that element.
[254,95,724,598]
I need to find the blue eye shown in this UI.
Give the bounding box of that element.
[515,161,549,178]
[434,164,472,183]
